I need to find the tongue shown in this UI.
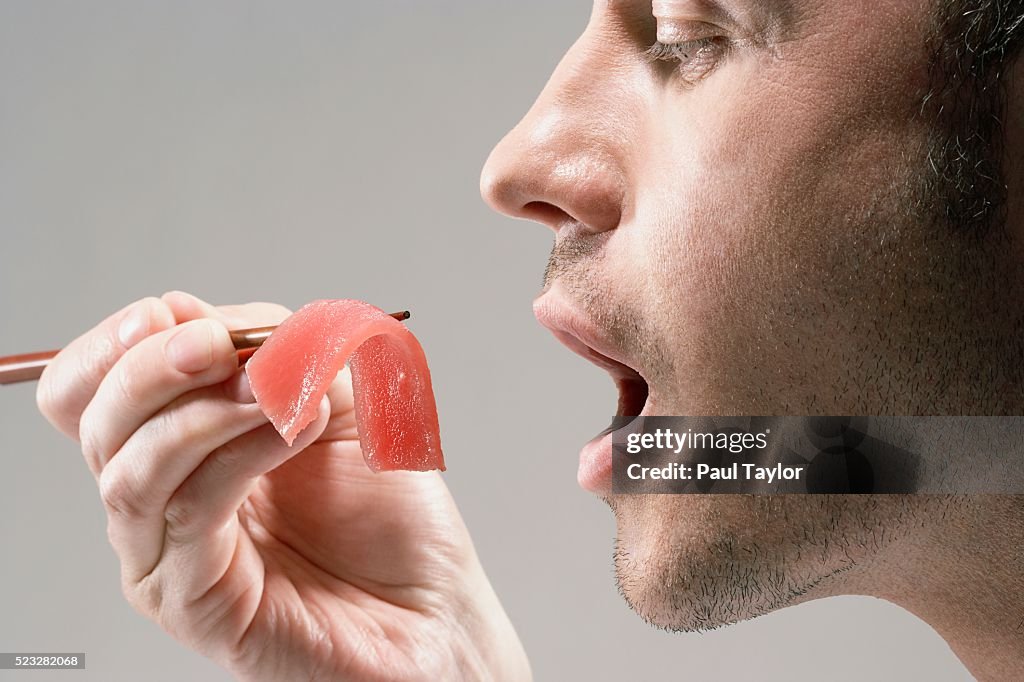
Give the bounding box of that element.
[246,299,445,472]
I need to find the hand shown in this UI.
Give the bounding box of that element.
[36,291,530,681]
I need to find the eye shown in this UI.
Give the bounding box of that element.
[645,36,729,84]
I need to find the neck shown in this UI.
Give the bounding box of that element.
[857,497,1024,680]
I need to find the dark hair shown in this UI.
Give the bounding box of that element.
[924,0,1024,235]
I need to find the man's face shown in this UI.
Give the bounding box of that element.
[481,1,1022,630]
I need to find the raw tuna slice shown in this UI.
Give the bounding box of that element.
[246,299,444,472]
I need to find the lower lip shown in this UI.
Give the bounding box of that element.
[578,430,614,494]
[579,412,651,494]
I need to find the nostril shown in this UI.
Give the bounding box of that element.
[522,201,574,228]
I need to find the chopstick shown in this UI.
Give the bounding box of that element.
[0,310,411,386]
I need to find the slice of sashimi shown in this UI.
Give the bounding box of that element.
[245,299,444,472]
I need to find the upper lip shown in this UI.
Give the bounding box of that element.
[533,292,642,380]
[532,289,650,417]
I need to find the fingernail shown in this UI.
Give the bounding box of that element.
[166,321,214,374]
[118,302,151,349]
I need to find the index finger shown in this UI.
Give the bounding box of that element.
[36,297,177,440]
[160,290,292,329]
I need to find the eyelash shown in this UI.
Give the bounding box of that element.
[645,38,728,82]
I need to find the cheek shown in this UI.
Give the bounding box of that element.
[676,50,923,250]
[634,0,933,284]
[621,32,934,409]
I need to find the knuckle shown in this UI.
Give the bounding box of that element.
[122,570,164,616]
[111,359,145,411]
[99,464,146,519]
[159,290,200,313]
[140,295,165,311]
[145,296,176,329]
[83,329,117,375]
[78,413,108,474]
[203,444,242,482]
[35,373,61,424]
[36,352,97,435]
[136,294,164,315]
[164,498,200,542]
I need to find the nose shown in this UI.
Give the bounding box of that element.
[480,42,629,234]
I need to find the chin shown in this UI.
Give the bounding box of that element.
[607,494,878,632]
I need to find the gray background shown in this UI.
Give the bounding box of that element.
[0,1,972,680]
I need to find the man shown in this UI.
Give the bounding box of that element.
[36,0,1024,680]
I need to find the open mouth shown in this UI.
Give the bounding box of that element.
[533,293,651,492]
[546,327,650,419]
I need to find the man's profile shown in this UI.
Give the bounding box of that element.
[481,0,1024,677]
